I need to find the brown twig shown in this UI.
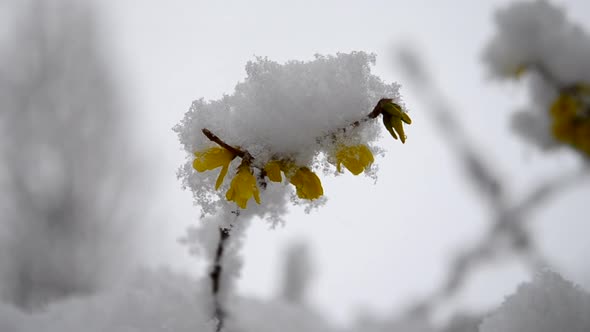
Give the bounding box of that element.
[201,129,247,158]
[328,98,391,139]
[210,226,231,332]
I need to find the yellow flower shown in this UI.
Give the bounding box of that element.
[225,164,261,209]
[513,64,528,78]
[335,145,374,175]
[193,147,236,189]
[380,100,412,143]
[551,118,576,144]
[549,92,590,157]
[264,159,299,182]
[550,94,580,120]
[264,160,283,182]
[289,167,323,200]
[575,122,590,155]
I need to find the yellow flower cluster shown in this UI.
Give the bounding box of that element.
[550,85,590,156]
[192,148,326,208]
[193,147,259,208]
[191,99,412,209]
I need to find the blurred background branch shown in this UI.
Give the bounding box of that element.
[395,46,590,318]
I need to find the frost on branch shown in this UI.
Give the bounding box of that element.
[483,0,590,156]
[175,52,409,218]
[480,270,590,332]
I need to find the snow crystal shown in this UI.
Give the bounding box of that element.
[175,52,402,218]
[480,270,590,332]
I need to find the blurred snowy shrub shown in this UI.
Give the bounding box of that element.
[480,270,590,332]
[0,269,214,332]
[175,52,410,216]
[484,0,590,157]
[0,0,144,310]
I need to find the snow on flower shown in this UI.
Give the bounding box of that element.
[483,0,590,156]
[175,52,409,216]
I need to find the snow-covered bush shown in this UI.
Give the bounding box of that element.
[174,51,411,330]
[0,0,144,310]
[484,0,590,157]
[175,52,410,219]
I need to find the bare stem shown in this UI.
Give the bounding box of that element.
[210,227,231,332]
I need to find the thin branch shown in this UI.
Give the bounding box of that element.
[210,226,231,332]
[397,49,589,318]
[201,128,247,159]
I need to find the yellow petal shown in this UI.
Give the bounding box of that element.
[215,164,229,190]
[279,160,297,177]
[193,147,236,189]
[382,101,404,118]
[289,167,323,200]
[401,112,412,125]
[225,164,261,208]
[335,145,374,175]
[264,160,283,182]
[390,116,407,143]
[382,113,398,140]
[514,64,527,78]
[253,185,261,204]
[550,94,580,120]
[193,147,236,172]
[574,121,590,156]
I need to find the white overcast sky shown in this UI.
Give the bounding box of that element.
[96,0,590,325]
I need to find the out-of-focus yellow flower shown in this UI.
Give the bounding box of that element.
[514,64,528,78]
[264,160,283,182]
[335,145,374,175]
[576,122,590,155]
[225,163,261,209]
[193,147,236,189]
[549,92,590,156]
[380,100,412,143]
[289,167,323,200]
[550,94,580,119]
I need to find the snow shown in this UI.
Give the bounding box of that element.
[1,0,588,331]
[483,0,590,151]
[0,269,214,332]
[480,270,590,332]
[174,52,402,219]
